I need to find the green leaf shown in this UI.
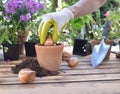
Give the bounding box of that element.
[71,18,84,29]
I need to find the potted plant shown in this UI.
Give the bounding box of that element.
[0,1,8,45]
[0,1,20,61]
[91,10,120,52]
[68,14,93,56]
[90,22,113,60]
[35,21,64,71]
[106,10,120,45]
[24,20,40,57]
[1,0,44,60]
[5,0,44,55]
[1,23,21,60]
[107,30,120,46]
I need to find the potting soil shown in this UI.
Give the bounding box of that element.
[11,59,59,77]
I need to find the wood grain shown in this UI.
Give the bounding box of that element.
[0,51,120,94]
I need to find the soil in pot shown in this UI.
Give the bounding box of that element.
[11,59,59,77]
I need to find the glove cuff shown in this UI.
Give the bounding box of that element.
[62,8,74,20]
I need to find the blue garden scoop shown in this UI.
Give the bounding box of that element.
[91,20,111,67]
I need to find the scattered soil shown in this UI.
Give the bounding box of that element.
[11,59,59,77]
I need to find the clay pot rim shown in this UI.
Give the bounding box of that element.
[35,43,64,48]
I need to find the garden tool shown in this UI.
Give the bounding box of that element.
[91,20,111,67]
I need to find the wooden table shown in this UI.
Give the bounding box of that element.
[0,47,120,94]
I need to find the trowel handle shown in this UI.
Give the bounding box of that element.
[102,20,111,38]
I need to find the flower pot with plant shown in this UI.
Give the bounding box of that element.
[104,10,120,46]
[24,21,40,57]
[35,20,64,71]
[0,1,8,45]
[69,15,93,56]
[91,21,113,60]
[0,0,20,60]
[0,0,44,60]
[1,22,21,61]
[3,0,44,55]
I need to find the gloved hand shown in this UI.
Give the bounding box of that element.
[38,8,74,45]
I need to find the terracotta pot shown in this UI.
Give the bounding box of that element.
[35,44,64,71]
[91,39,113,60]
[18,29,29,55]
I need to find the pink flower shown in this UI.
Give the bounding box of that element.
[105,11,110,17]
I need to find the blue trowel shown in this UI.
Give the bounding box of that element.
[91,20,111,67]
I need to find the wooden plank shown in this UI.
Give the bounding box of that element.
[0,72,120,85]
[61,63,120,70]
[0,80,120,94]
[0,56,36,65]
[60,58,120,66]
[1,68,120,77]
[0,60,119,69]
[0,62,120,73]
[0,57,119,67]
[0,68,11,72]
[0,65,15,68]
[0,47,119,94]
[60,68,120,75]
[0,72,17,77]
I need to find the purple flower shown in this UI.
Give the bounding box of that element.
[39,2,45,10]
[20,13,31,21]
[5,0,44,15]
[4,0,45,31]
[20,15,26,21]
[34,3,40,10]
[25,1,33,9]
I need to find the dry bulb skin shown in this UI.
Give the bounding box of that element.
[18,68,36,83]
[67,57,79,67]
[44,34,54,46]
[62,51,72,62]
